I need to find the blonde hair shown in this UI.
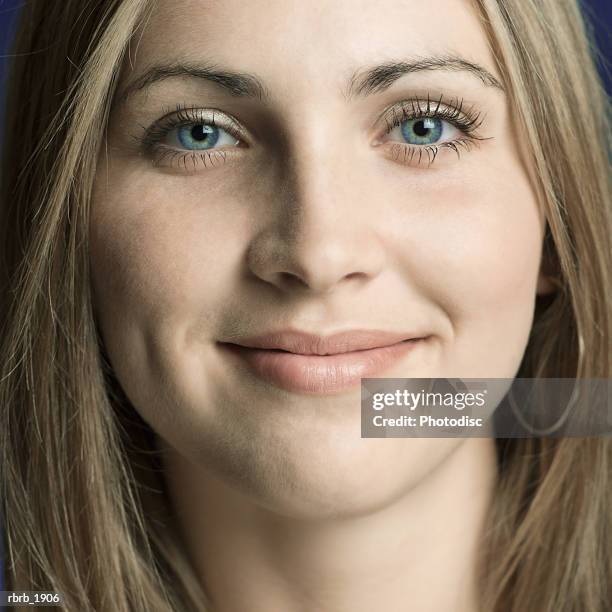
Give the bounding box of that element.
[0,0,610,610]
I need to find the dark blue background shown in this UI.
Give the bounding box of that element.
[0,0,610,596]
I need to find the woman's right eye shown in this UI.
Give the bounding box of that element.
[140,107,247,171]
[168,123,240,151]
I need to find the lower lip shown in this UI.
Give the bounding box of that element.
[218,339,425,394]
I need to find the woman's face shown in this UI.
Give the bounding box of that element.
[91,0,546,517]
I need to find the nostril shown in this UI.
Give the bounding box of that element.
[344,271,363,281]
[278,271,309,289]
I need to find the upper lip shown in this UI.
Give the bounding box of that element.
[222,329,426,355]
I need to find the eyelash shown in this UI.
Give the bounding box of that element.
[138,95,488,170]
[378,94,488,166]
[138,105,246,170]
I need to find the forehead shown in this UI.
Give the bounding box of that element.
[125,0,498,97]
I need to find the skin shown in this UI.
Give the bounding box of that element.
[90,0,554,610]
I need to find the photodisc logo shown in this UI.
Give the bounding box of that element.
[361,378,612,438]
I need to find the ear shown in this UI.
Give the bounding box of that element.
[537,227,560,296]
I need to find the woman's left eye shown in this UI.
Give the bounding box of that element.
[386,117,460,146]
[168,123,240,150]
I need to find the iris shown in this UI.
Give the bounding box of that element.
[177,124,220,150]
[400,118,443,145]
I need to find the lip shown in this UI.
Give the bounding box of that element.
[217,330,428,394]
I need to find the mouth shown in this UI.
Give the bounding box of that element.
[217,330,429,394]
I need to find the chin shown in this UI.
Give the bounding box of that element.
[185,424,463,521]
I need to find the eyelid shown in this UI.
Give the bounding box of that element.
[368,95,490,168]
[373,95,486,142]
[140,106,250,155]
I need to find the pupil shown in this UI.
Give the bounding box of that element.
[191,125,211,141]
[413,120,430,137]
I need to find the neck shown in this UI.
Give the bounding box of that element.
[162,437,497,612]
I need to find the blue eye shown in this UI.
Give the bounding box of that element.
[142,108,247,169]
[377,98,486,166]
[177,124,220,150]
[168,122,240,151]
[400,118,444,145]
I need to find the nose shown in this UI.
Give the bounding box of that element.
[246,150,386,296]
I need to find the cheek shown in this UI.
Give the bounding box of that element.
[89,168,247,333]
[88,166,253,423]
[429,181,540,317]
[382,157,543,372]
[417,173,539,310]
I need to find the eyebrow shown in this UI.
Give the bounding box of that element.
[118,63,269,103]
[117,54,504,104]
[346,55,504,98]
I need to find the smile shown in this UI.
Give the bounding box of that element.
[218,330,428,394]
